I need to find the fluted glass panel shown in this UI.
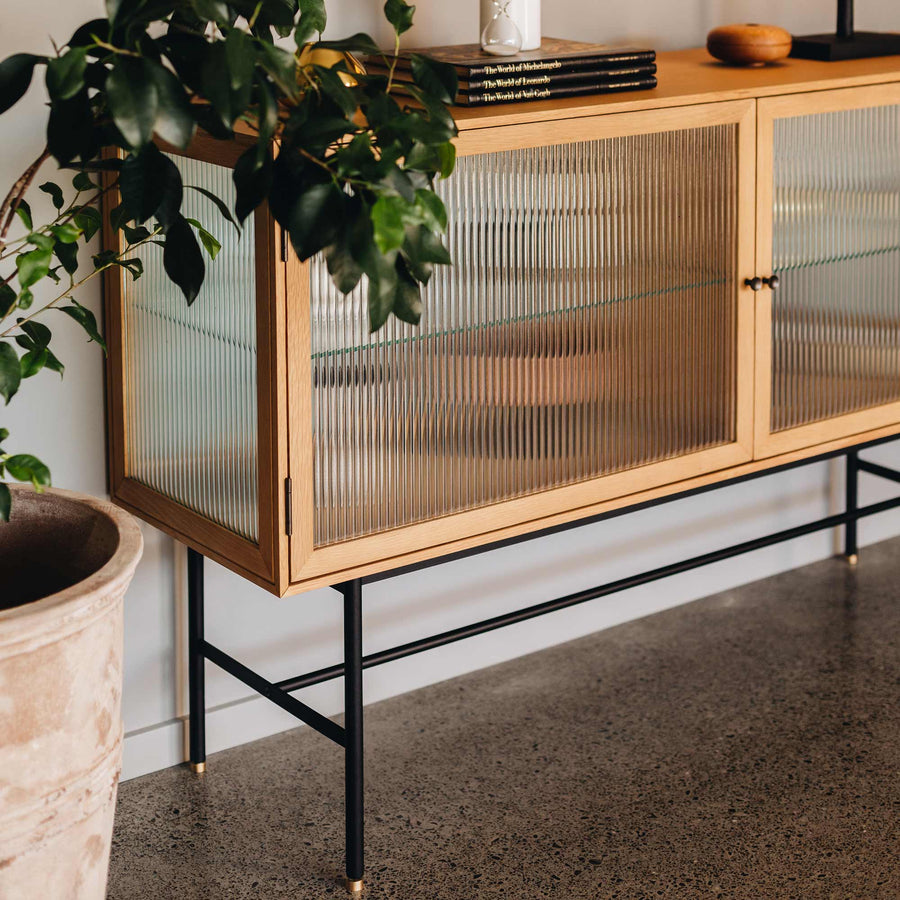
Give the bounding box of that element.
[312,126,738,545]
[122,155,258,541]
[772,105,900,432]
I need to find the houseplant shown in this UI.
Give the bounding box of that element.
[0,0,457,895]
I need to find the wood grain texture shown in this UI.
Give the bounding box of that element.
[707,24,792,66]
[451,48,900,131]
[101,52,900,597]
[283,421,900,596]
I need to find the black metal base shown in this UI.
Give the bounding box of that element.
[186,437,900,889]
[790,31,900,61]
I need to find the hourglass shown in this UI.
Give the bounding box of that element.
[481,0,523,57]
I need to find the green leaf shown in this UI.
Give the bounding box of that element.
[186,186,241,233]
[0,483,9,522]
[39,181,64,211]
[414,189,447,232]
[49,223,83,244]
[42,348,64,375]
[26,233,54,252]
[47,89,97,166]
[185,218,221,260]
[384,0,415,36]
[149,62,195,150]
[285,181,343,260]
[325,238,363,293]
[313,34,381,55]
[17,320,51,350]
[123,224,152,244]
[0,341,22,403]
[314,65,358,119]
[254,78,278,166]
[54,240,79,276]
[225,28,255,93]
[365,250,399,332]
[0,284,16,319]
[20,347,48,378]
[0,427,7,443]
[46,47,88,102]
[232,147,272,223]
[409,54,458,105]
[107,57,158,149]
[16,247,51,288]
[72,171,95,192]
[17,289,33,310]
[120,145,183,226]
[59,301,106,350]
[162,215,205,304]
[296,0,327,45]
[257,43,298,97]
[0,54,42,116]
[202,41,251,131]
[5,453,51,489]
[437,141,456,179]
[116,256,144,280]
[189,0,233,22]
[73,206,102,241]
[392,258,422,325]
[13,199,32,231]
[371,195,407,254]
[0,341,21,403]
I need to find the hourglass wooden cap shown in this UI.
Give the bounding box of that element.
[707,23,792,66]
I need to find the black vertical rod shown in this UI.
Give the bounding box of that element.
[343,579,364,887]
[837,0,854,39]
[187,548,207,769]
[845,450,859,560]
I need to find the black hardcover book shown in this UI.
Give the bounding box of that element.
[456,76,658,107]
[368,38,656,80]
[366,63,658,92]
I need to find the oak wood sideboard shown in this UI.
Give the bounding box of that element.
[103,48,900,892]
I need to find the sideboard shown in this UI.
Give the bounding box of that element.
[103,48,900,891]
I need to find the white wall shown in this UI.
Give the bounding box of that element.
[3,0,900,781]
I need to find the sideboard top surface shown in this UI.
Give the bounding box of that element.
[452,47,900,131]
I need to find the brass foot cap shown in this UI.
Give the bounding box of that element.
[846,553,859,567]
[345,878,364,893]
[190,761,207,775]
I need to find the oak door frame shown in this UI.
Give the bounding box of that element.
[754,82,900,459]
[104,135,284,590]
[288,99,758,587]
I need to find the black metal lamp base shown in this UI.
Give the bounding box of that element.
[791,31,900,61]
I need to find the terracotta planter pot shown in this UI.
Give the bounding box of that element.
[0,487,143,899]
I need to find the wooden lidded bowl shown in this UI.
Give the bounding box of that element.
[707,23,792,66]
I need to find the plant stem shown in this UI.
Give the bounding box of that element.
[0,230,160,338]
[0,148,51,246]
[386,34,401,93]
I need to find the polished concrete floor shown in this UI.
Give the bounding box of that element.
[108,539,900,899]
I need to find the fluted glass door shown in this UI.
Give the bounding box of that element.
[294,100,756,573]
[756,85,900,457]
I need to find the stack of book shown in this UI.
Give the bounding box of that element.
[367,38,657,108]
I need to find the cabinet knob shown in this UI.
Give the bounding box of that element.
[763,274,780,290]
[744,276,763,291]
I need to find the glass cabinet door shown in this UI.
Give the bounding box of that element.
[755,84,900,458]
[290,100,757,579]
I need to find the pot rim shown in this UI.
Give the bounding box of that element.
[0,486,143,644]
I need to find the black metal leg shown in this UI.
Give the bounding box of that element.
[188,548,207,773]
[343,579,364,892]
[845,450,859,565]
